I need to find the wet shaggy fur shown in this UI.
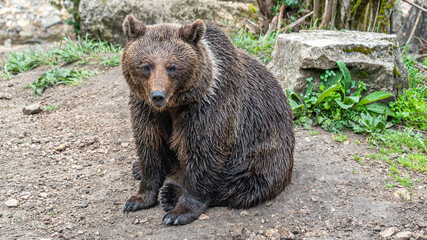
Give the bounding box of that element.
[121,14,295,225]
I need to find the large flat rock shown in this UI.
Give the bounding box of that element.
[79,0,257,45]
[268,30,409,98]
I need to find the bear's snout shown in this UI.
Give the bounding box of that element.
[150,90,167,108]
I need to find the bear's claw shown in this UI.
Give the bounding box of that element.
[132,161,142,180]
[123,194,157,213]
[163,210,199,225]
[160,182,182,212]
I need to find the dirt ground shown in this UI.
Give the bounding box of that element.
[0,63,426,240]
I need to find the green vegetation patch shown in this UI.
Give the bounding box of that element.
[332,133,348,142]
[0,35,123,96]
[228,28,277,63]
[366,129,426,189]
[27,67,97,96]
[390,89,427,130]
[286,60,394,133]
[0,46,52,79]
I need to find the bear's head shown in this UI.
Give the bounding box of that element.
[121,14,211,110]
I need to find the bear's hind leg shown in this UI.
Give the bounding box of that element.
[160,182,183,212]
[218,151,292,209]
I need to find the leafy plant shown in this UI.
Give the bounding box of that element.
[286,60,394,133]
[390,88,427,130]
[27,67,97,96]
[351,112,393,134]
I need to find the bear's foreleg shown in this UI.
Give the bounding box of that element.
[123,144,167,212]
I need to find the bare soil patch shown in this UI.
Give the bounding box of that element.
[0,65,426,239]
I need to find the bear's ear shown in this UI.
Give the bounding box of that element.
[123,14,146,41]
[180,19,206,44]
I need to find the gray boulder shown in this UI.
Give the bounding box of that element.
[79,0,257,45]
[268,30,409,98]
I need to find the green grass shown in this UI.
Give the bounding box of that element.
[353,155,364,165]
[332,133,348,142]
[397,153,427,173]
[228,28,277,63]
[53,35,122,64]
[0,35,122,82]
[0,35,122,96]
[100,54,121,67]
[309,130,319,135]
[42,105,57,111]
[365,128,426,189]
[27,67,97,96]
[0,46,50,78]
[403,48,427,90]
[370,129,427,153]
[366,152,415,188]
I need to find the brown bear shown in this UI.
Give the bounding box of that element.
[121,14,295,225]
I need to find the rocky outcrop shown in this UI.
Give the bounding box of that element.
[268,30,409,98]
[79,0,258,45]
[0,0,72,44]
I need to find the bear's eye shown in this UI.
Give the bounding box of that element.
[140,63,152,74]
[166,65,176,74]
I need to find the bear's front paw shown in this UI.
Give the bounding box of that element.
[163,207,201,225]
[160,182,182,212]
[132,161,142,180]
[123,193,157,213]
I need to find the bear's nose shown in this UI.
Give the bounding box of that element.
[150,91,166,107]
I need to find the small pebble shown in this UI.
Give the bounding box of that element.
[5,199,19,207]
[66,223,75,230]
[379,227,397,238]
[23,104,42,115]
[56,144,67,152]
[395,231,413,240]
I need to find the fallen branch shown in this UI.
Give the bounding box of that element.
[277,4,287,32]
[281,11,314,32]
[402,0,427,12]
[264,15,278,40]
[415,54,427,60]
